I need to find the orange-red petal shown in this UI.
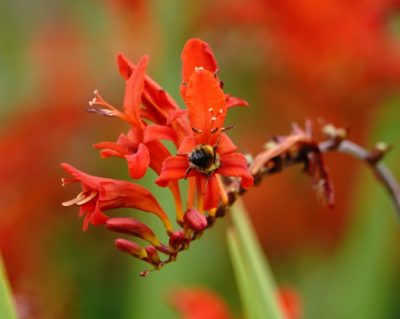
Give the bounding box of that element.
[181,38,219,97]
[142,76,192,145]
[185,69,226,144]
[60,163,102,190]
[90,205,109,226]
[177,135,197,154]
[143,124,177,144]
[122,55,148,127]
[79,201,108,231]
[166,109,188,125]
[225,94,249,108]
[93,141,130,158]
[218,153,253,188]
[146,140,171,175]
[217,133,237,154]
[125,143,150,179]
[117,53,133,80]
[156,156,190,187]
[201,175,220,211]
[98,181,172,231]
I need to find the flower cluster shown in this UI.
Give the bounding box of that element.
[62,37,399,277]
[61,38,253,275]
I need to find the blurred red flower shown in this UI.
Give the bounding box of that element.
[170,288,233,319]
[171,287,302,319]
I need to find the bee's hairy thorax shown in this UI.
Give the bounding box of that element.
[188,144,220,175]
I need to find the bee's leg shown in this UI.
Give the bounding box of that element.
[203,173,212,194]
[210,127,219,134]
[185,166,193,179]
[213,133,223,152]
[213,125,236,151]
[221,125,235,132]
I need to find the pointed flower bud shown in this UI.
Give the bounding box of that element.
[114,238,148,260]
[106,217,161,247]
[169,231,185,251]
[183,208,208,231]
[145,246,161,266]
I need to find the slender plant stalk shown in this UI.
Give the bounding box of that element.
[319,139,400,215]
[227,230,261,319]
[227,199,284,319]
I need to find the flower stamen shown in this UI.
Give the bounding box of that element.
[62,190,98,207]
[76,190,98,205]
[208,106,225,131]
[61,177,77,186]
[86,89,127,120]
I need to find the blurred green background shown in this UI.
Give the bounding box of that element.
[1,0,400,318]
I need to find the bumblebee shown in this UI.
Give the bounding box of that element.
[185,125,233,179]
[187,144,220,176]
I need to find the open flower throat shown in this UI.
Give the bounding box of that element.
[61,38,254,275]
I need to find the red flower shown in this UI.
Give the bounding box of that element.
[89,55,178,180]
[60,163,172,231]
[170,287,302,319]
[89,40,252,214]
[170,288,232,319]
[278,287,302,319]
[156,68,253,210]
[89,53,186,220]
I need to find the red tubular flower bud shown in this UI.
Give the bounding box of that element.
[106,217,161,247]
[145,246,160,266]
[183,208,208,231]
[169,231,185,250]
[114,238,148,260]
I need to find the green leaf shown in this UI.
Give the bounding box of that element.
[227,199,284,319]
[227,229,260,319]
[0,254,17,319]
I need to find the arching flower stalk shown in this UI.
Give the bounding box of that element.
[61,38,400,276]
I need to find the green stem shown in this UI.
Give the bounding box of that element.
[227,199,284,319]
